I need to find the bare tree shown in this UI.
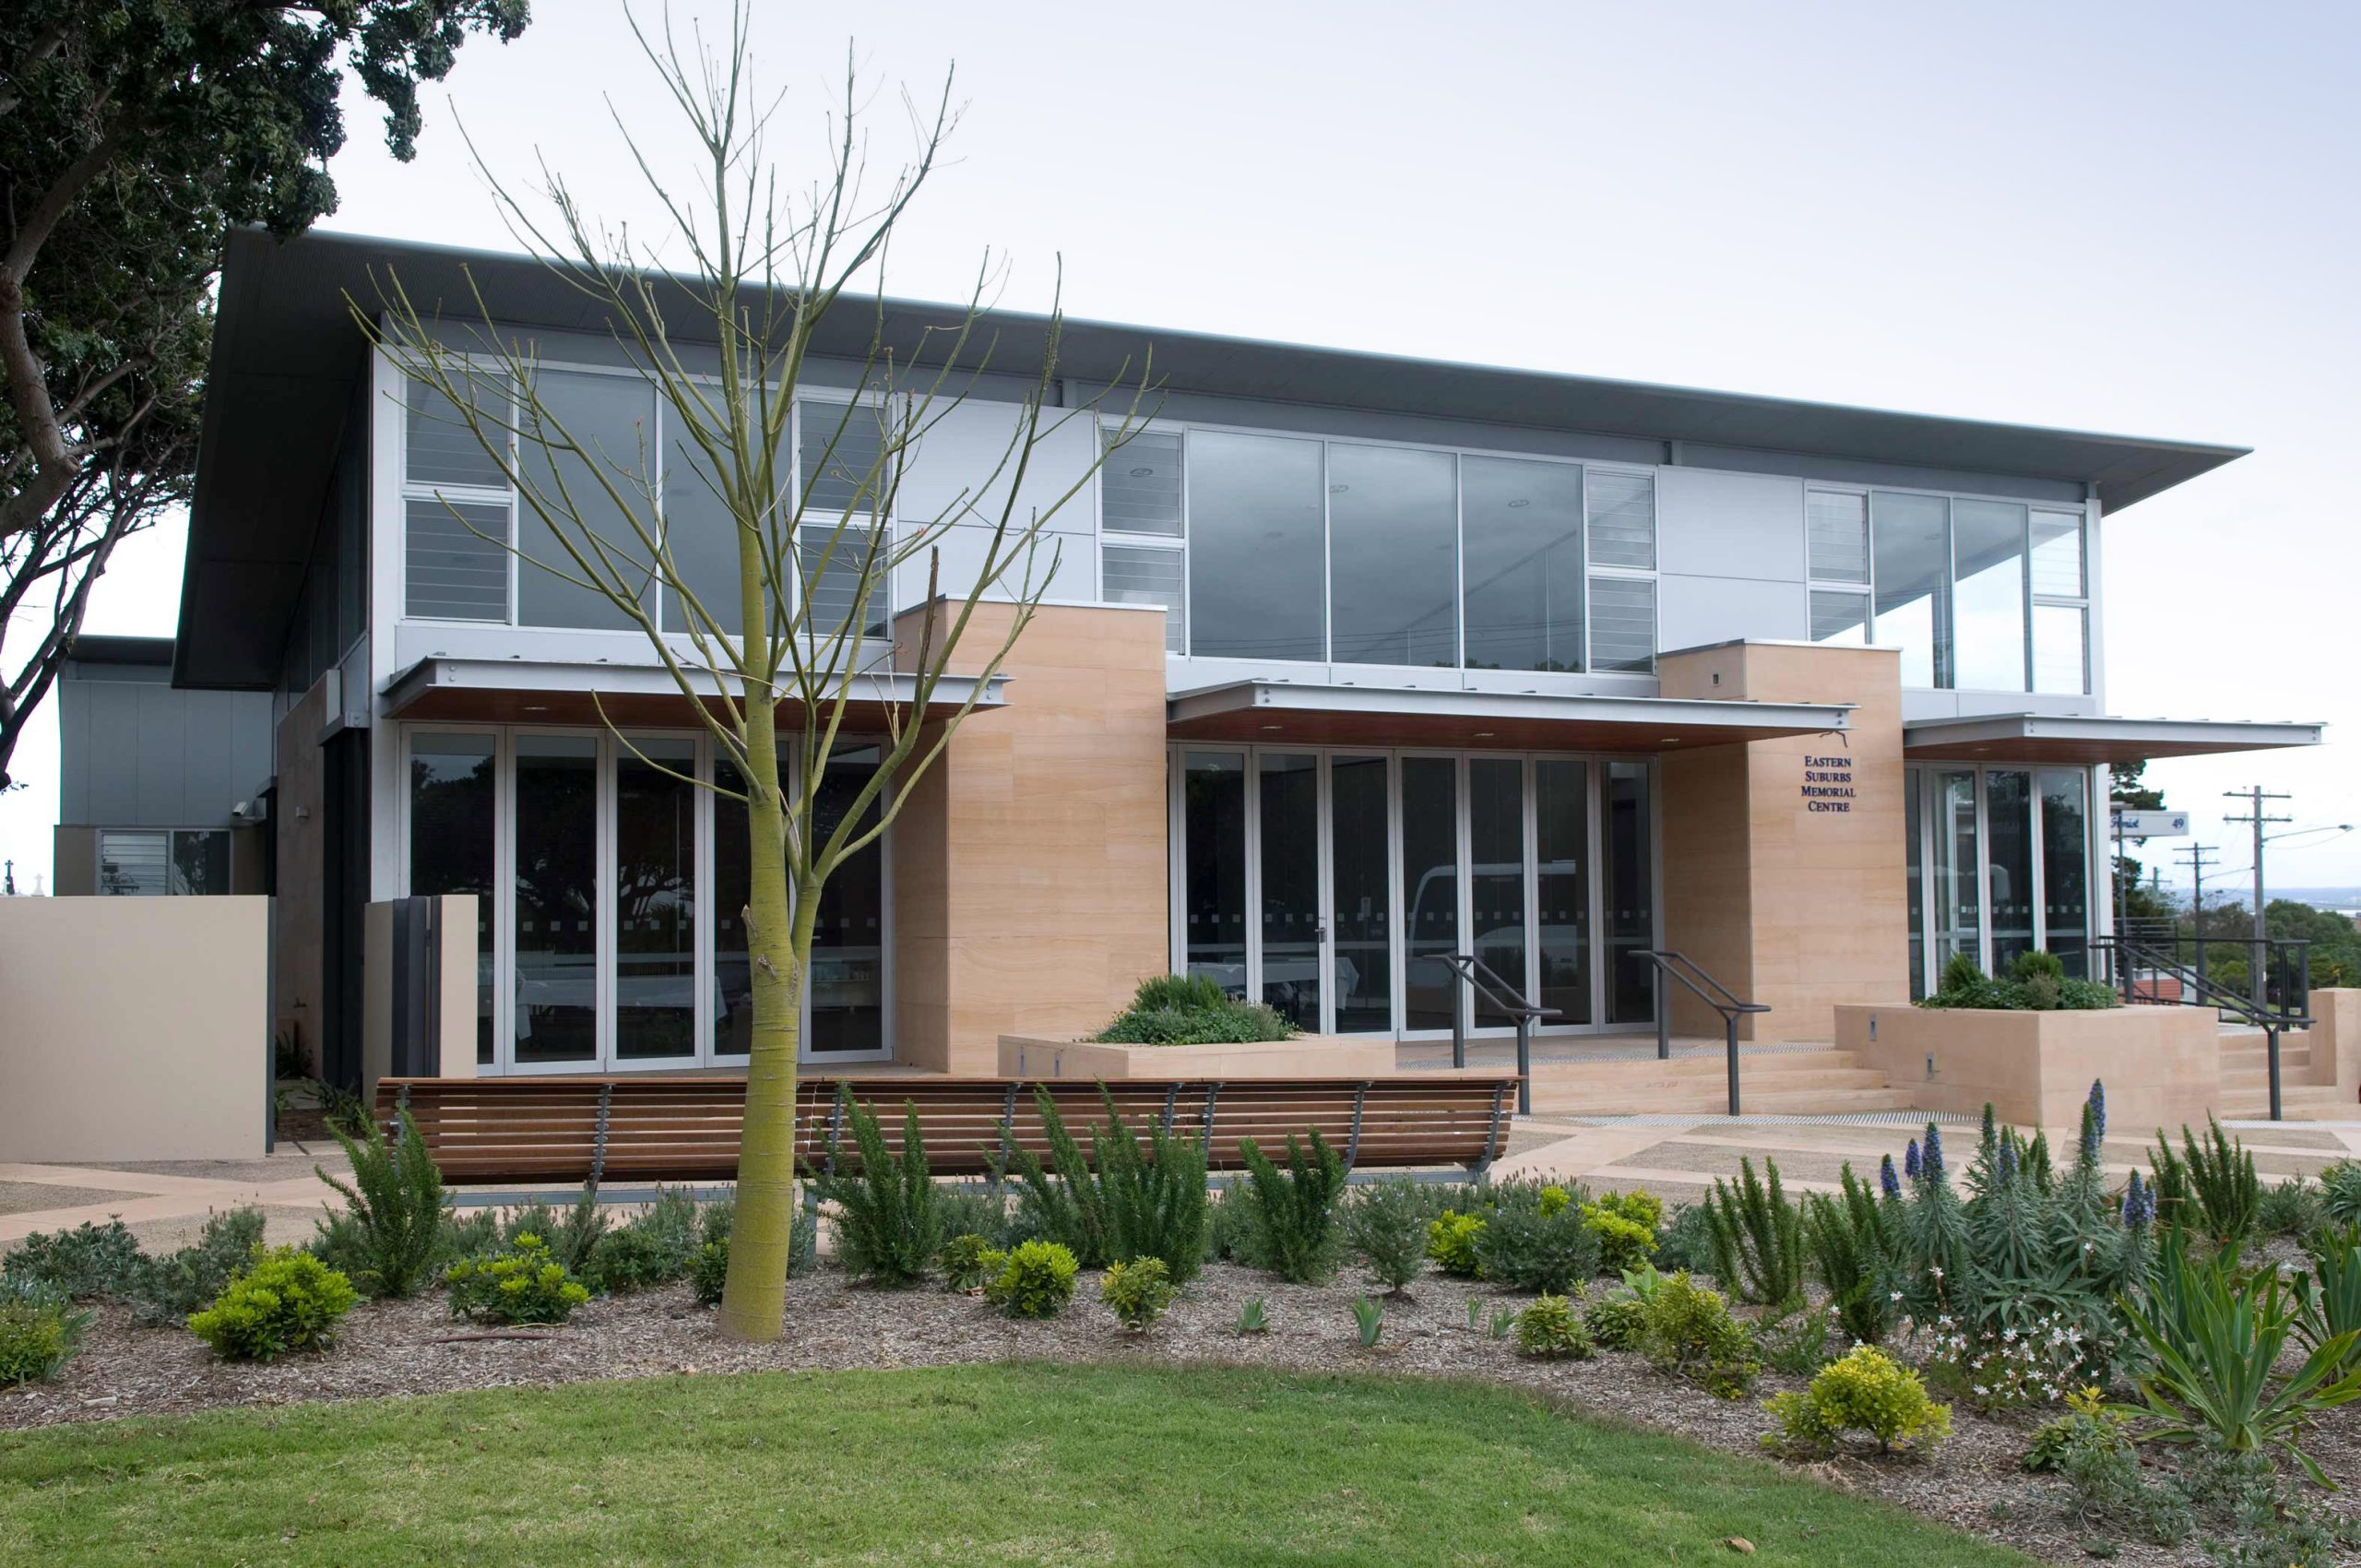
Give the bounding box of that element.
[365,9,1144,1341]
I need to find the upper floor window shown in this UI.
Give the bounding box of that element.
[97,828,232,896]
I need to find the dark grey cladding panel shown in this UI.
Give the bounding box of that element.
[178,557,308,689]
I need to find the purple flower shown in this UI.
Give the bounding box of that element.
[1924,1124,1946,1181]
[2122,1170,2153,1229]
[1905,1140,1922,1181]
[1880,1154,1902,1199]
[1998,1135,2018,1182]
[2088,1080,2107,1144]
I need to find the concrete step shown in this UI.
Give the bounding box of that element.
[1535,1049,1864,1087]
[1533,1066,1891,1105]
[1531,1076,1907,1117]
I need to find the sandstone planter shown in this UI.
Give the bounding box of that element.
[996,1032,1399,1081]
[1835,1001,2218,1132]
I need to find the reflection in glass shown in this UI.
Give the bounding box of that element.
[409,733,496,1064]
[1603,762,1655,1023]
[1329,445,1457,666]
[1930,769,1981,973]
[1809,589,1871,646]
[2030,511,2085,598]
[1183,753,1248,992]
[711,760,755,1057]
[1872,492,1950,688]
[1987,770,2035,973]
[1100,427,1183,536]
[1807,491,1869,583]
[2041,769,2090,977]
[516,369,657,631]
[1536,760,1591,1024]
[1328,754,1392,1033]
[615,739,696,1058]
[1586,472,1655,568]
[406,373,512,491]
[1187,433,1325,660]
[810,745,886,1054]
[170,830,231,897]
[1952,499,2028,692]
[1400,757,1460,1030]
[1906,775,1926,999]
[514,735,599,1063]
[2032,603,2087,695]
[1462,456,1584,672]
[1259,754,1322,1028]
[1469,757,1526,1026]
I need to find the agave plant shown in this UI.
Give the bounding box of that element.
[2293,1224,2361,1381]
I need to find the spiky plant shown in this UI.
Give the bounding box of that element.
[1704,1157,1804,1308]
[1093,1090,1211,1284]
[1003,1088,1113,1267]
[314,1107,452,1299]
[1236,1129,1349,1284]
[1803,1164,1905,1346]
[808,1091,943,1288]
[2153,1116,2260,1246]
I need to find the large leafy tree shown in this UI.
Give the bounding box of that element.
[0,1,529,786]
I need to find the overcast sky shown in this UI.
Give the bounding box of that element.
[5,0,2355,896]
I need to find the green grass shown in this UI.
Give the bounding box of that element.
[0,1362,2033,1566]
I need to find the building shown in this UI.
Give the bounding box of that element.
[164,227,2321,1086]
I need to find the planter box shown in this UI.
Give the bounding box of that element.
[1835,1002,2218,1132]
[996,1032,1399,1081]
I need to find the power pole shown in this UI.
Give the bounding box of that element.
[2224,787,2292,1014]
[2176,842,2218,992]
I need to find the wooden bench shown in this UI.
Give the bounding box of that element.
[373,1074,1519,1187]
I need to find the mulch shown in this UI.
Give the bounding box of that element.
[7,1258,2358,1568]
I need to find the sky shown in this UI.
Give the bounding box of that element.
[5,0,2356,896]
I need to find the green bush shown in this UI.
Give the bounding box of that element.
[690,1240,730,1306]
[1755,1305,1838,1377]
[939,1232,999,1293]
[1427,1210,1485,1278]
[1235,1131,1349,1284]
[0,1276,88,1385]
[445,1232,591,1326]
[2,1218,143,1300]
[809,1091,945,1288]
[1639,1271,1757,1398]
[1473,1196,1600,1295]
[1093,973,1296,1046]
[1345,1177,1432,1295]
[1762,1346,1951,1457]
[693,1194,816,1280]
[1584,1289,1650,1351]
[1095,1099,1211,1285]
[187,1247,359,1360]
[1581,1195,1658,1277]
[1099,1256,1176,1331]
[498,1189,609,1275]
[984,1241,1078,1319]
[128,1207,266,1327]
[1801,1165,1904,1347]
[1513,1293,1593,1360]
[312,1107,452,1299]
[1916,950,2117,1011]
[2151,1116,2260,1246]
[1653,1201,1715,1274]
[2320,1161,2361,1229]
[2260,1174,2329,1242]
[2023,1384,2130,1474]
[1005,1089,1112,1267]
[584,1188,699,1294]
[1704,1157,1805,1308]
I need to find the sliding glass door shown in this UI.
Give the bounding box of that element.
[1905,762,2100,993]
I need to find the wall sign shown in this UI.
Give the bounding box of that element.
[1801,753,1854,814]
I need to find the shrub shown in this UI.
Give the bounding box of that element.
[1095,1098,1211,1285]
[1581,1203,1656,1278]
[1762,1346,1951,1458]
[2294,1223,2361,1378]
[128,1207,267,1326]
[985,1241,1078,1320]
[693,1194,816,1280]
[2151,1116,2260,1246]
[1004,1089,1112,1267]
[2320,1161,2361,1229]
[2260,1174,2329,1242]
[1473,1197,1600,1295]
[1801,1165,1904,1347]
[810,1091,945,1288]
[1094,973,1296,1046]
[499,1189,608,1275]
[1100,1256,1175,1331]
[937,1187,1014,1249]
[1513,1293,1593,1360]
[584,1188,699,1294]
[1235,1299,1267,1335]
[312,1107,453,1299]
[940,1233,999,1293]
[1584,1290,1650,1351]
[1756,1305,1838,1377]
[1704,1158,1805,1308]
[0,1276,88,1384]
[1346,1178,1431,1295]
[2023,1384,2130,1474]
[1916,951,2117,1011]
[1,1218,143,1300]
[445,1233,591,1326]
[1640,1271,1757,1398]
[1653,1201,1715,1274]
[1235,1131,1349,1284]
[690,1240,730,1306]
[187,1248,359,1360]
[1427,1211,1485,1278]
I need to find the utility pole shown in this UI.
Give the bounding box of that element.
[2176,842,2218,992]
[2224,787,2292,1014]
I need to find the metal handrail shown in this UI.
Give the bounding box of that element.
[1440,953,1561,1115]
[1636,950,1771,1115]
[2093,932,2314,1121]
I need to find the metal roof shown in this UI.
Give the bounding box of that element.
[1902,713,2323,764]
[177,226,2251,689]
[1167,680,1851,753]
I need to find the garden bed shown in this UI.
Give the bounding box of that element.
[7,1257,2354,1567]
[995,1031,1401,1079]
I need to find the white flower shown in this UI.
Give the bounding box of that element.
[1890,1290,1904,1302]
[1930,1266,1944,1280]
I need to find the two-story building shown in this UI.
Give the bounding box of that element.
[173,227,2320,1087]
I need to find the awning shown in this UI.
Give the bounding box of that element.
[1167,681,1851,753]
[1903,713,2322,764]
[381,656,1005,729]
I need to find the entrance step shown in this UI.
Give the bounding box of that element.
[1525,1049,1904,1117]
[1533,1068,1892,1112]
[1534,1086,1925,1118]
[1534,1049,1863,1089]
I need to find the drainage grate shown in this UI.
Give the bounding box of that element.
[1525,1110,1980,1130]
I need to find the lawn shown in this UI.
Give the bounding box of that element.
[0,1362,2034,1567]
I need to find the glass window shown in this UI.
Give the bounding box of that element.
[810,745,886,1055]
[1586,471,1655,569]
[1258,754,1322,1029]
[1100,428,1182,536]
[1182,752,1248,992]
[1952,499,2028,693]
[711,760,756,1057]
[1807,491,1869,584]
[1809,589,1871,646]
[96,831,167,896]
[170,830,231,896]
[1535,760,1590,1025]
[405,497,511,621]
[1587,576,1655,672]
[614,739,696,1059]
[1462,456,1584,672]
[1603,761,1654,1024]
[2030,510,2085,598]
[1399,756,1460,1030]
[1469,757,1525,1026]
[405,373,511,491]
[515,369,658,630]
[1328,444,1458,667]
[2033,603,2089,695]
[1987,770,2035,974]
[513,735,599,1063]
[1101,544,1183,652]
[660,432,758,638]
[1929,769,1980,973]
[1187,432,1325,661]
[409,733,497,1065]
[1872,492,1950,688]
[2040,768,2091,977]
[798,523,891,640]
[801,400,888,514]
[1328,754,1393,1033]
[1905,776,1925,999]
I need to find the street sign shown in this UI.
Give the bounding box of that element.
[2113,809,2190,839]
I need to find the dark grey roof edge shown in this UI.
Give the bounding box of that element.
[67,634,174,667]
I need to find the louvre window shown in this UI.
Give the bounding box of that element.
[1585,471,1655,570]
[1101,429,1183,536]
[1587,576,1655,672]
[801,401,889,515]
[405,498,511,621]
[1807,491,1869,584]
[1809,589,1871,646]
[1101,543,1184,651]
[405,374,511,491]
[797,523,891,639]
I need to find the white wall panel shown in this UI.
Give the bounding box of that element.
[896,401,1097,540]
[1656,467,1806,582]
[1656,572,1806,652]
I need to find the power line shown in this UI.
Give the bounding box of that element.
[2176,842,2220,988]
[2223,787,2292,1014]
